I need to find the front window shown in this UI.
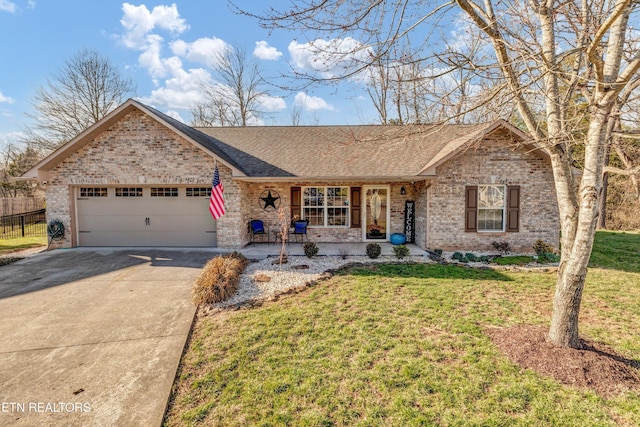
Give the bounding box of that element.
[477,185,505,231]
[302,186,349,227]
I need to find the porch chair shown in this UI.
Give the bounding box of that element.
[291,219,308,243]
[248,219,269,243]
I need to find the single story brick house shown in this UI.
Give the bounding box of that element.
[21,99,559,252]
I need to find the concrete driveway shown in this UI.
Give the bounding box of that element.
[0,248,216,427]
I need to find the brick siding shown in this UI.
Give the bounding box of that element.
[425,130,560,252]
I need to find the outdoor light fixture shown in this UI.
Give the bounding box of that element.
[400,186,406,195]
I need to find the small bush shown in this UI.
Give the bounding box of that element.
[227,251,250,268]
[452,251,464,261]
[192,254,247,305]
[304,241,319,258]
[492,241,511,255]
[465,252,479,262]
[533,239,554,256]
[537,252,560,263]
[479,255,490,263]
[434,248,443,256]
[366,243,382,259]
[393,244,410,259]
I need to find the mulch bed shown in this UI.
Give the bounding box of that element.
[486,324,640,397]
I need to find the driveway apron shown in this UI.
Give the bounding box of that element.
[0,249,214,427]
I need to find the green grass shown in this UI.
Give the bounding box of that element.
[165,231,640,426]
[0,234,47,255]
[590,230,640,272]
[492,255,535,265]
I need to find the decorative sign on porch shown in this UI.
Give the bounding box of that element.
[259,190,281,212]
[404,200,415,243]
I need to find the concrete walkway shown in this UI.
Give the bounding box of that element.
[0,248,217,427]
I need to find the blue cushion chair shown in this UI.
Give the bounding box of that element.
[249,219,268,243]
[291,220,308,243]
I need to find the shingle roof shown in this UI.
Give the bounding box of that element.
[195,124,492,178]
[20,98,530,182]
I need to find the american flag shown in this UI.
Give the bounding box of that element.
[209,164,225,219]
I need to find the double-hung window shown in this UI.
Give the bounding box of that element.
[302,186,349,227]
[477,185,505,231]
[466,184,520,232]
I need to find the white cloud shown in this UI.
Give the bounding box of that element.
[171,37,229,68]
[0,0,16,13]
[27,0,35,9]
[120,3,188,49]
[164,110,185,123]
[0,89,14,103]
[253,41,282,61]
[257,94,286,112]
[294,92,333,111]
[0,131,24,146]
[288,37,372,79]
[139,67,212,110]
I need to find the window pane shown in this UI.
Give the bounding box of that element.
[478,185,505,208]
[115,187,143,197]
[328,207,348,226]
[186,187,211,197]
[303,187,324,207]
[478,209,504,231]
[303,208,324,226]
[327,187,348,207]
[80,188,107,197]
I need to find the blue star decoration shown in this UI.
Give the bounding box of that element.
[260,190,281,211]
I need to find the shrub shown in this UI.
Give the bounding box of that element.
[533,239,554,256]
[304,241,319,258]
[465,252,479,262]
[434,248,443,256]
[492,241,511,255]
[393,244,410,259]
[452,251,465,261]
[192,254,247,305]
[227,251,250,268]
[537,252,560,263]
[366,243,382,259]
[479,255,490,263]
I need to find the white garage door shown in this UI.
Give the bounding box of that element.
[76,186,217,247]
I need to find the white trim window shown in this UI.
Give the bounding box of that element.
[302,186,350,227]
[477,185,505,231]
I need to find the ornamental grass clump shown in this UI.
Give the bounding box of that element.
[191,252,248,305]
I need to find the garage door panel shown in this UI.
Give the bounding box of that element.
[78,231,151,247]
[76,188,217,247]
[78,215,149,232]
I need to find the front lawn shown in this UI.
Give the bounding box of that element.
[0,234,47,255]
[165,231,640,426]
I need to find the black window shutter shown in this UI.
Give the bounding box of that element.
[350,187,361,228]
[507,185,520,232]
[291,187,301,221]
[465,186,478,232]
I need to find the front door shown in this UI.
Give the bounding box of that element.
[363,186,389,241]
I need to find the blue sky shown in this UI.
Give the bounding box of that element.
[0,1,382,149]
